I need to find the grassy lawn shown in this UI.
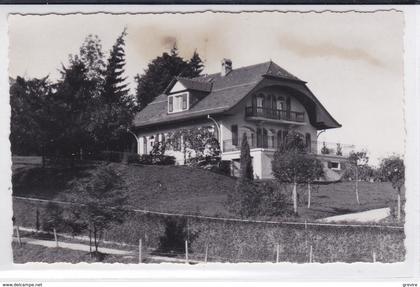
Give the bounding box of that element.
[297,181,403,220]
[12,160,403,221]
[12,242,137,264]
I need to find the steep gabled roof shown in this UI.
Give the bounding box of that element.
[133,61,339,130]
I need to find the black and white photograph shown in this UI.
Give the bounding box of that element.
[7,9,407,265]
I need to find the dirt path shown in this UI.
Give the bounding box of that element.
[15,237,134,256]
[318,207,390,223]
[13,235,202,263]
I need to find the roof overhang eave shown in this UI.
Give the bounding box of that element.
[132,110,227,131]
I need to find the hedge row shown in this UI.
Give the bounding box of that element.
[12,198,405,263]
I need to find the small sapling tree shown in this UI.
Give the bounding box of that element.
[379,156,404,221]
[348,151,369,205]
[167,126,218,164]
[302,156,324,208]
[272,132,319,214]
[66,165,128,257]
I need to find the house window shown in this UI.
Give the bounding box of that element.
[255,94,264,116]
[286,97,291,110]
[276,96,285,110]
[263,128,268,148]
[231,125,238,146]
[142,137,147,154]
[168,97,173,112]
[168,93,188,113]
[277,130,283,148]
[256,95,264,108]
[328,161,340,169]
[182,94,187,110]
[257,128,268,148]
[305,133,311,152]
[257,128,262,148]
[283,130,288,144]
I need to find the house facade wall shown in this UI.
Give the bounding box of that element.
[135,82,344,179]
[136,119,217,165]
[220,86,318,152]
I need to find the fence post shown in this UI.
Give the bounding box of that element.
[276,243,280,263]
[89,229,92,256]
[309,245,313,263]
[185,240,189,264]
[139,238,142,263]
[16,226,22,247]
[53,228,58,248]
[372,250,376,263]
[204,242,209,263]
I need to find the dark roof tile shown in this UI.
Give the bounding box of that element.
[133,61,336,129]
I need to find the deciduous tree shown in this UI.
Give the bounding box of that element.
[379,156,404,221]
[9,76,53,162]
[272,131,323,213]
[348,151,369,205]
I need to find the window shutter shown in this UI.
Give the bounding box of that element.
[168,97,173,112]
[182,94,188,110]
[327,161,332,168]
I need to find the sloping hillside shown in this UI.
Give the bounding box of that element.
[12,160,401,220]
[12,162,237,217]
[112,163,236,216]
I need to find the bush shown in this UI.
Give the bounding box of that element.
[157,218,198,254]
[258,182,293,217]
[139,154,176,166]
[84,150,175,166]
[219,160,232,176]
[227,180,292,218]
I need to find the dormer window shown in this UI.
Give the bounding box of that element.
[168,93,189,113]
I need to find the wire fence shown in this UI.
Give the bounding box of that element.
[13,196,404,230]
[12,196,405,263]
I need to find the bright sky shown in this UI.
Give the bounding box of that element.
[8,11,405,165]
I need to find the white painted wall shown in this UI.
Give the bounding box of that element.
[136,86,322,178]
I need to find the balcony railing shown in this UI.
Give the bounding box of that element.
[245,107,305,123]
[223,138,276,152]
[223,138,353,156]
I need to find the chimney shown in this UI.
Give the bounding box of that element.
[221,58,232,76]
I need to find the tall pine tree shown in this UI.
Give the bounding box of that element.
[102,28,130,105]
[94,28,135,151]
[135,46,204,110]
[52,59,99,158]
[184,50,204,78]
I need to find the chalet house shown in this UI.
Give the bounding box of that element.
[133,59,347,180]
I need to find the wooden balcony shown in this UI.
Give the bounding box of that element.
[245,107,305,123]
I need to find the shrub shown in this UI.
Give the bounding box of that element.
[141,154,176,165]
[227,180,292,218]
[257,182,292,217]
[85,150,175,166]
[157,218,198,254]
[219,160,232,176]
